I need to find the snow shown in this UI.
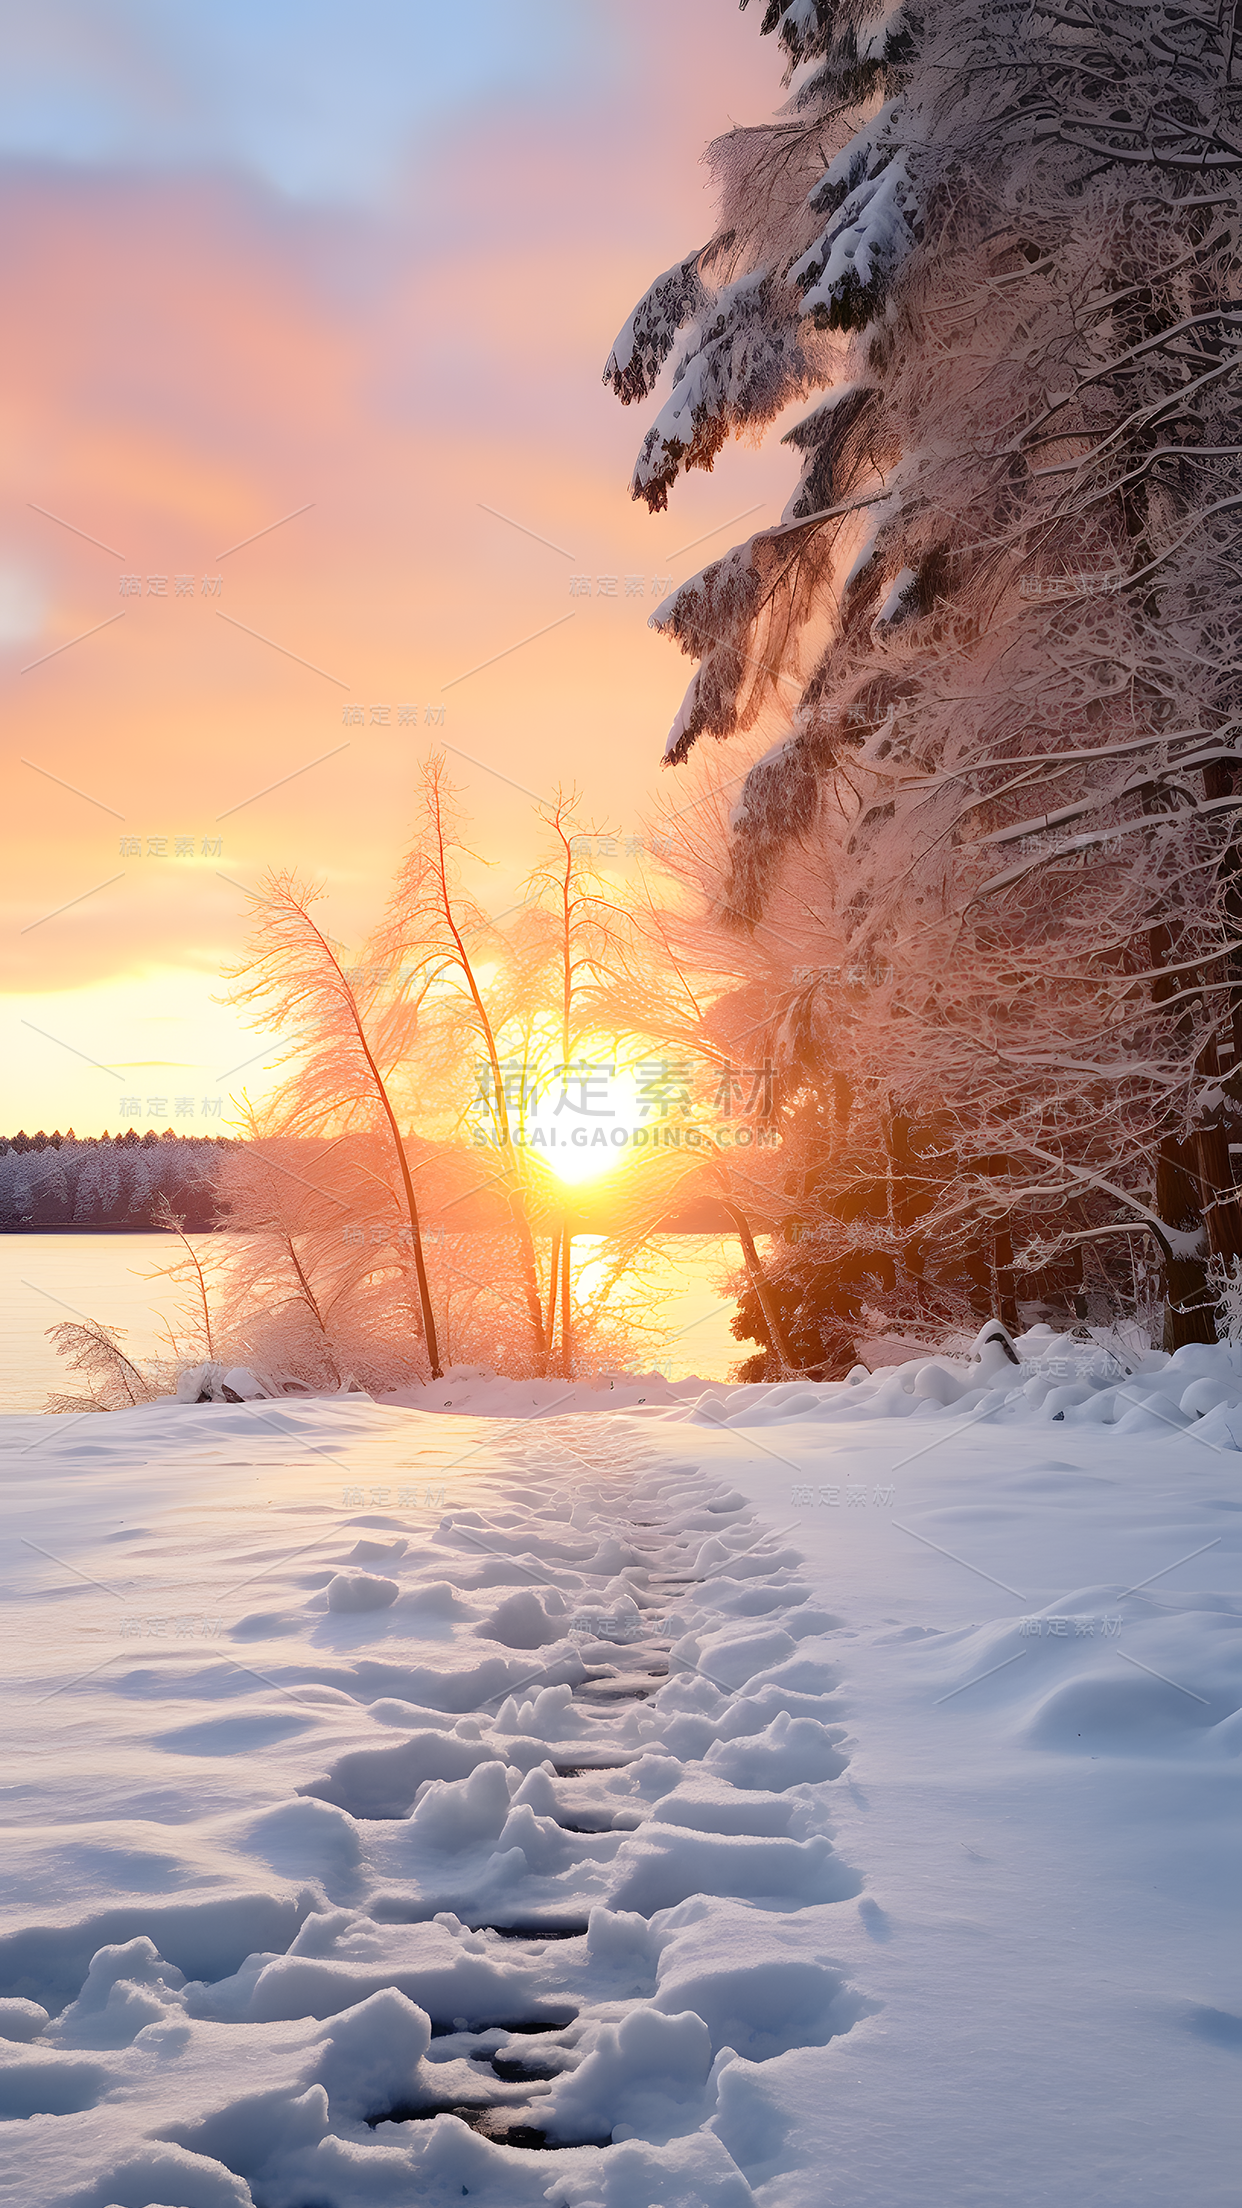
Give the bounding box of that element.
[856,4,909,67]
[871,564,918,635]
[324,1572,401,1615]
[602,251,708,407]
[2,1336,1240,2203]
[791,102,916,330]
[627,269,814,511]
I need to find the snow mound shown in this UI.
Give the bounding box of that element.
[678,1324,1242,1444]
[540,2002,714,2144]
[325,1570,400,1612]
[705,1709,848,1788]
[314,1985,432,2118]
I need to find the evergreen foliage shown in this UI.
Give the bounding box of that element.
[0,1132,230,1230]
[608,0,1242,1365]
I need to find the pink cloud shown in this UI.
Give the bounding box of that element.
[3,3,803,1127]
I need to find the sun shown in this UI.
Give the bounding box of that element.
[528,1063,648,1185]
[468,1038,706,1189]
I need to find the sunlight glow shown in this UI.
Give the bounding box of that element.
[467,1052,702,1188]
[525,1063,647,1185]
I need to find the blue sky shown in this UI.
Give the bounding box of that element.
[0,0,600,204]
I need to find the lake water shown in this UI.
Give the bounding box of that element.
[0,1233,745,1415]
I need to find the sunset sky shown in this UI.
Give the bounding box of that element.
[2,1,801,1137]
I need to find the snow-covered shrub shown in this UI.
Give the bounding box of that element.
[44,1322,173,1415]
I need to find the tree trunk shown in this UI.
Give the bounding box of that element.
[1148,906,1216,1350]
[508,1188,549,1373]
[355,1061,441,1378]
[1155,1132,1216,1349]
[561,1226,572,1380]
[1194,1140,1242,1265]
[993,1228,1019,1335]
[1193,766,1242,1274]
[720,1201,795,1373]
[546,1227,561,1351]
[961,1237,993,1319]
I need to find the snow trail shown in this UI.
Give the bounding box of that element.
[1,1396,865,2208]
[7,1358,1240,2204]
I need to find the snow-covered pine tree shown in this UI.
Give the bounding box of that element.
[607,0,1242,1355]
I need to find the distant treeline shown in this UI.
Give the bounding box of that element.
[0,1128,764,1237]
[0,1131,234,1230]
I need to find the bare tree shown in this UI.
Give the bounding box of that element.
[375,759,551,1368]
[520,789,630,1376]
[377,764,635,1378]
[227,874,443,1374]
[150,1193,217,1361]
[45,1322,160,1414]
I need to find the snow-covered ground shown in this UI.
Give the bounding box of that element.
[2,1328,1240,2206]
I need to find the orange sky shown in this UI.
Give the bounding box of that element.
[2,4,804,1137]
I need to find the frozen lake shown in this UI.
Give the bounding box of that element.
[0,1233,746,1414]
